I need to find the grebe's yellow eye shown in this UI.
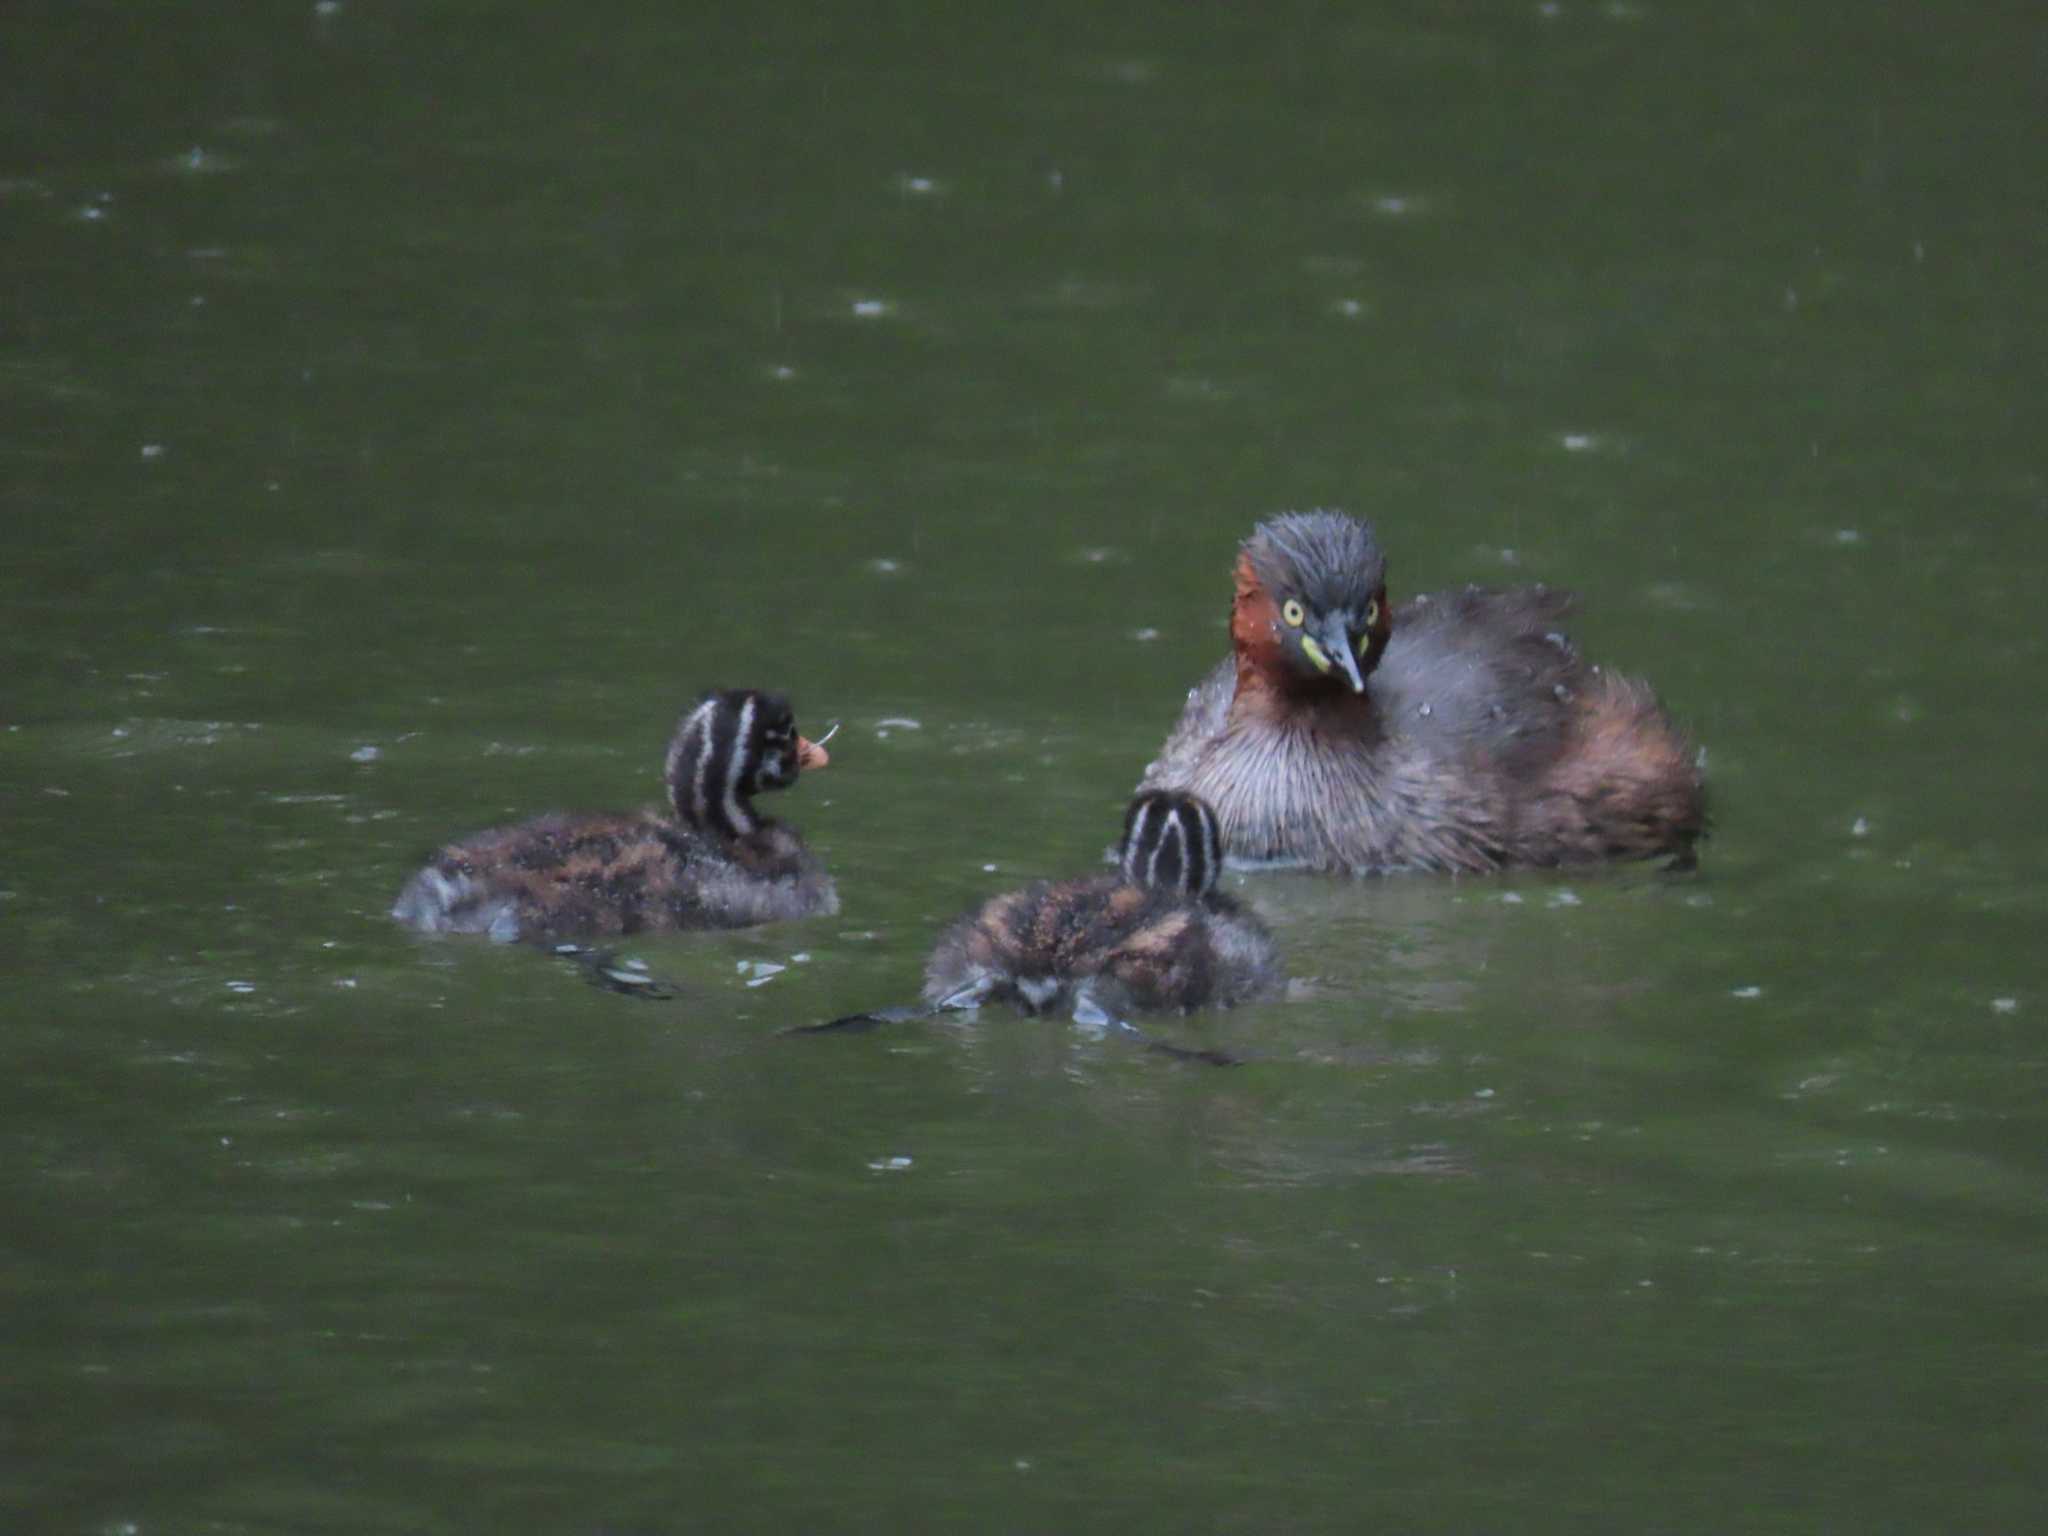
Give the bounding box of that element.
[1359,599,1381,653]
[1281,598,1305,627]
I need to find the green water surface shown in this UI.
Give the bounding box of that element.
[4,3,2045,1531]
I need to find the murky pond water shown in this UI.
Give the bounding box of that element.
[6,3,2045,1530]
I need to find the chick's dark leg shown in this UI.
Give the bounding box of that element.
[789,972,998,1036]
[554,944,682,1001]
[1070,984,1239,1068]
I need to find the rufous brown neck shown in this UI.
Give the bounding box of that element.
[1227,555,1329,697]
[1229,552,1381,730]
[1229,553,1287,699]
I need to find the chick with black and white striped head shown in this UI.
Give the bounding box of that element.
[663,687,818,839]
[800,788,1278,1065]
[392,687,838,946]
[1117,787,1225,899]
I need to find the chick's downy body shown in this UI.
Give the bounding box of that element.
[921,789,1280,1020]
[394,812,830,941]
[391,688,837,942]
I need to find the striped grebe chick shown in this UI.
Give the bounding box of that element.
[803,790,1279,1064]
[1140,510,1706,874]
[391,688,837,943]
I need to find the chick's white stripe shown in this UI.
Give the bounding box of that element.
[675,698,718,826]
[1124,798,1159,886]
[1164,805,1192,893]
[722,694,757,835]
[1172,804,1200,895]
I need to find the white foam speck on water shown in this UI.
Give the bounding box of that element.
[867,1155,914,1172]
[1732,985,1763,1000]
[171,145,237,176]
